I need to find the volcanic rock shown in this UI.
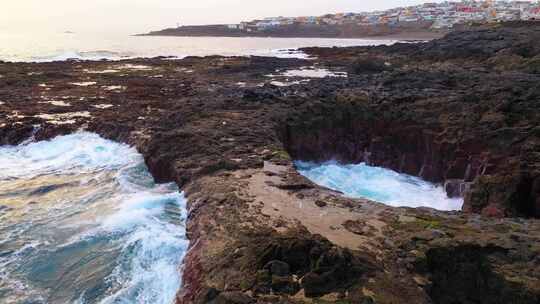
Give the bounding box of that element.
[1,22,540,304]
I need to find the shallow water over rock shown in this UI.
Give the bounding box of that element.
[0,132,188,303]
[296,161,463,211]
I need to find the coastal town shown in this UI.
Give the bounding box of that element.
[226,0,540,31]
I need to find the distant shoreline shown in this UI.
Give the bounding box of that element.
[350,31,446,41]
[139,24,448,41]
[139,32,446,41]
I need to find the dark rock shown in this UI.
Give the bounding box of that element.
[302,272,326,297]
[270,275,300,294]
[213,291,253,304]
[342,220,365,235]
[264,260,290,276]
[419,245,539,304]
[351,57,390,74]
[315,200,327,207]
[444,179,468,198]
[256,235,371,298]
[254,270,271,294]
[203,288,220,302]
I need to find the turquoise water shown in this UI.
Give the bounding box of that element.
[0,133,188,304]
[296,161,463,211]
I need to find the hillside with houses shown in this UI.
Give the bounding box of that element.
[143,0,540,38]
[233,0,540,30]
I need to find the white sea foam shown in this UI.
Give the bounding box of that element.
[72,81,97,86]
[250,48,312,59]
[38,100,71,107]
[35,111,92,125]
[30,50,133,63]
[0,132,187,303]
[98,192,187,304]
[280,68,348,78]
[269,79,310,87]
[97,190,187,304]
[0,133,134,179]
[93,104,114,109]
[103,85,127,91]
[117,64,153,70]
[296,161,463,211]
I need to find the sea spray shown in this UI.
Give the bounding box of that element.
[0,132,188,304]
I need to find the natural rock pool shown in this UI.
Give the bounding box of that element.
[0,133,188,303]
[296,161,463,211]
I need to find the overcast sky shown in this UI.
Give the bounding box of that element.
[2,0,444,34]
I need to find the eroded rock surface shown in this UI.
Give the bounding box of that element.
[1,22,540,303]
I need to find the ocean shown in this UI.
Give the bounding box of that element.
[0,133,188,304]
[0,30,397,62]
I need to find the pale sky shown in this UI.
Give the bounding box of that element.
[1,0,443,34]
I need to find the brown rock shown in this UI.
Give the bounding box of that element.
[315,200,327,207]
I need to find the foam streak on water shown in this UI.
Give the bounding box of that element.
[296,161,463,211]
[0,133,188,304]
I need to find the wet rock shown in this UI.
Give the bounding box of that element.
[0,124,35,145]
[444,179,468,198]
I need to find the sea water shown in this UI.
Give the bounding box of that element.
[0,133,188,304]
[0,30,396,62]
[296,161,463,211]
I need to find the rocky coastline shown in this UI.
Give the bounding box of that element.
[1,22,540,303]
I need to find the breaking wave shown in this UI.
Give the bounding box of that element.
[0,132,188,303]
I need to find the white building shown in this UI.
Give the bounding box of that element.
[523,8,540,20]
[256,20,281,30]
